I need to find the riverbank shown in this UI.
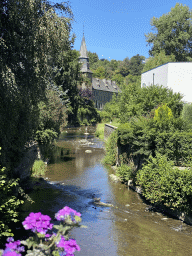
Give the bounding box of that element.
[109,165,192,226]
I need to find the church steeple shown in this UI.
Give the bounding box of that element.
[79,34,92,84]
[79,35,88,59]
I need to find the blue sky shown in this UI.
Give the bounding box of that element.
[53,0,192,61]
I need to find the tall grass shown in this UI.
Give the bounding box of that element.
[95,123,105,140]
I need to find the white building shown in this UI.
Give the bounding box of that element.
[141,62,192,103]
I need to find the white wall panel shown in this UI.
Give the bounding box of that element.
[141,63,168,88]
[141,62,192,103]
[168,63,192,103]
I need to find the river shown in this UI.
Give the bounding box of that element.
[22,127,192,256]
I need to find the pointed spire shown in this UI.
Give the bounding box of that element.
[80,34,88,58]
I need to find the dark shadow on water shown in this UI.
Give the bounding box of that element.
[20,178,103,223]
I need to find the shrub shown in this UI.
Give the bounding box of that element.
[31,160,46,177]
[181,103,192,129]
[116,160,135,183]
[117,115,192,167]
[136,153,192,212]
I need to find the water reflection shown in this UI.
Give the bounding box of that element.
[22,128,192,256]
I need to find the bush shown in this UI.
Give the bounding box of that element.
[31,160,46,177]
[117,115,192,167]
[116,160,135,183]
[181,103,192,129]
[99,110,111,122]
[136,153,192,212]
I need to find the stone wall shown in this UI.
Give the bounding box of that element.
[104,124,117,140]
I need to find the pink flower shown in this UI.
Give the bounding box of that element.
[22,212,53,234]
[55,206,81,221]
[57,236,80,255]
[2,238,23,256]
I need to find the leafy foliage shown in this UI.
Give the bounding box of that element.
[116,161,135,183]
[87,51,99,67]
[128,54,145,76]
[101,94,120,122]
[154,103,173,129]
[119,84,183,123]
[117,110,192,168]
[0,163,24,240]
[145,3,192,61]
[0,0,75,169]
[35,86,68,144]
[136,154,192,212]
[181,103,192,129]
[77,88,100,125]
[92,66,106,79]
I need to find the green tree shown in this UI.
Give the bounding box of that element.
[138,85,183,118]
[154,104,174,130]
[92,66,106,79]
[142,50,176,73]
[0,0,75,168]
[54,49,82,124]
[87,51,99,68]
[109,59,119,71]
[35,86,68,144]
[145,3,192,61]
[124,74,139,86]
[102,94,120,121]
[112,71,124,87]
[129,54,145,76]
[118,57,130,77]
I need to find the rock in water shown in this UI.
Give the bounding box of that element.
[109,174,121,183]
[85,149,92,153]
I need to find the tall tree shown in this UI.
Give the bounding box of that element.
[87,51,99,68]
[118,57,130,77]
[0,0,74,169]
[129,54,145,76]
[145,3,192,61]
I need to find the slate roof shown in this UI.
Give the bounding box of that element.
[79,35,88,58]
[92,78,121,93]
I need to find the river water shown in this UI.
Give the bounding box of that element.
[23,127,192,256]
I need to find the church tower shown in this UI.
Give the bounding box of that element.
[79,34,93,88]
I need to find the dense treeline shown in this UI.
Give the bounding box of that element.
[88,51,145,88]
